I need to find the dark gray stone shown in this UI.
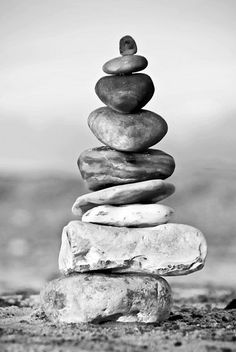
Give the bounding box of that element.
[88,107,168,152]
[78,147,175,190]
[119,35,137,55]
[95,74,155,113]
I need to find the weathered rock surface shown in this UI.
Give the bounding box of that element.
[103,55,148,74]
[72,179,175,217]
[2,287,236,351]
[41,273,172,323]
[95,74,154,113]
[59,221,207,276]
[78,147,175,190]
[119,35,137,55]
[88,108,168,152]
[82,203,174,227]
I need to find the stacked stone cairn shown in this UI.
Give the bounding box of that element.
[41,36,207,324]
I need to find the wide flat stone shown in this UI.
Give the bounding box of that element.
[59,221,207,276]
[88,107,168,152]
[82,203,174,227]
[40,273,172,323]
[72,179,175,217]
[103,55,148,74]
[95,74,154,113]
[78,147,175,191]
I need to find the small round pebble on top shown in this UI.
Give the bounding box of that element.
[119,35,137,55]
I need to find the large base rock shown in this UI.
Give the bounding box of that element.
[40,273,172,323]
[59,221,207,276]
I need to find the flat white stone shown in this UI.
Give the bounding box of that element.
[59,221,207,276]
[72,179,175,218]
[82,203,174,227]
[40,273,172,323]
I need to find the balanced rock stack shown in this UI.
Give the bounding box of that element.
[41,36,207,324]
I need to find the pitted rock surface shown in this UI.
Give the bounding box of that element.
[82,203,174,227]
[40,273,172,323]
[58,221,207,276]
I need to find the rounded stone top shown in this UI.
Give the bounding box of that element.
[119,35,137,55]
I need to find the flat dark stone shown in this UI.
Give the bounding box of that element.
[78,146,175,191]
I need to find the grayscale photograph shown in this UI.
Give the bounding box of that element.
[0,0,235,351]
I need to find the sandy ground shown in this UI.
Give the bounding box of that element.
[0,285,236,352]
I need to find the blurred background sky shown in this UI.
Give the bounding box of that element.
[0,0,236,292]
[1,0,236,172]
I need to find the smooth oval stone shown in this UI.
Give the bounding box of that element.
[119,35,137,55]
[59,221,207,276]
[41,274,172,323]
[82,203,174,227]
[95,74,155,113]
[103,55,148,74]
[72,180,175,217]
[78,147,175,191]
[88,107,168,152]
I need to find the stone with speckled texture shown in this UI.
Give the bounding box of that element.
[40,273,172,323]
[82,203,174,227]
[58,221,207,276]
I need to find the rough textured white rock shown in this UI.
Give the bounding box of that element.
[82,203,174,227]
[59,221,207,276]
[72,180,175,218]
[41,273,172,323]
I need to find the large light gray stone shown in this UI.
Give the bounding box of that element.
[41,273,172,323]
[58,221,207,276]
[72,180,175,217]
[82,203,174,227]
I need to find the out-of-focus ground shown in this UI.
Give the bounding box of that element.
[0,160,235,293]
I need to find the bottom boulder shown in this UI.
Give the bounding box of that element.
[40,273,172,323]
